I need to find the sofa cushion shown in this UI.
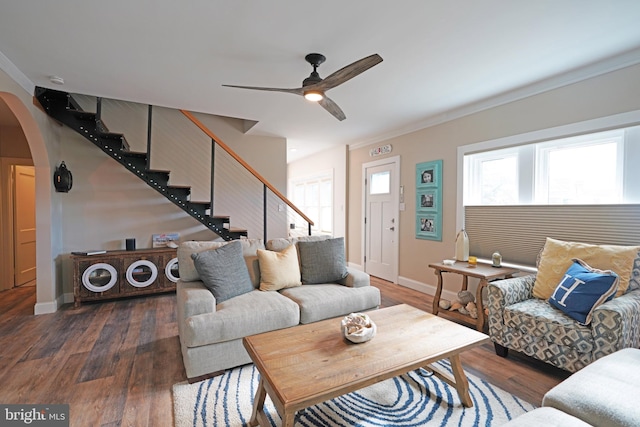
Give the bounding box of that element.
[279,284,380,324]
[178,239,264,285]
[257,244,302,291]
[501,407,591,427]
[181,289,300,347]
[548,259,619,325]
[191,241,254,303]
[543,348,640,427]
[265,235,330,252]
[298,237,349,284]
[504,298,594,353]
[533,238,639,299]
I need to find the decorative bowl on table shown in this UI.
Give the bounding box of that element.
[341,312,376,343]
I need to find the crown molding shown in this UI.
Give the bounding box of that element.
[350,47,640,152]
[0,50,35,96]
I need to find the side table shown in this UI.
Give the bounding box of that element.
[429,261,519,331]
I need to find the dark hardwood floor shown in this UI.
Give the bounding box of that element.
[0,278,569,426]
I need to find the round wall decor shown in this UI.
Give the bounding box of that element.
[165,257,179,283]
[126,260,158,288]
[82,263,118,293]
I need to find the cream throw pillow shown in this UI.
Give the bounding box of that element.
[257,244,302,291]
[533,238,640,299]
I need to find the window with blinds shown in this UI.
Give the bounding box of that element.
[465,204,640,266]
[462,123,640,267]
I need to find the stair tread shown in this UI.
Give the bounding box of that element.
[122,150,146,156]
[70,110,95,118]
[99,131,124,138]
[36,86,255,243]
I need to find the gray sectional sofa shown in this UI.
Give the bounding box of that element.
[176,235,381,380]
[503,348,640,426]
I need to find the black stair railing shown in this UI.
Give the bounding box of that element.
[34,86,314,241]
[179,109,314,241]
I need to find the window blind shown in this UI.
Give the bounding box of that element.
[464,204,640,267]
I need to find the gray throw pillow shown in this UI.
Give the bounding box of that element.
[190,240,254,303]
[298,237,348,284]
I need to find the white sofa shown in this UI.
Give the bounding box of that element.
[176,236,381,381]
[503,348,640,426]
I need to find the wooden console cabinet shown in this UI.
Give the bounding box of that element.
[72,247,179,307]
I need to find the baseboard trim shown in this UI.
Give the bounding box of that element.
[33,292,73,315]
[350,268,459,305]
[63,292,74,305]
[34,299,59,315]
[397,276,458,303]
[347,262,364,271]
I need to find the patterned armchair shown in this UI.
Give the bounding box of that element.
[488,266,640,373]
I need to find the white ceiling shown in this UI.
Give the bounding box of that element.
[1,1,640,161]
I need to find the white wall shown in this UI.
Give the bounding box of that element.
[0,70,290,309]
[345,63,640,297]
[5,60,640,310]
[287,144,347,238]
[0,68,63,313]
[74,96,289,240]
[56,99,289,298]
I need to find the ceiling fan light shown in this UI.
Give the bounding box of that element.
[304,90,323,102]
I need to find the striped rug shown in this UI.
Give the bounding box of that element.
[173,360,534,426]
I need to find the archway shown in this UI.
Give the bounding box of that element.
[0,91,57,314]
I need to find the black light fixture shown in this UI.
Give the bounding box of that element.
[302,53,325,102]
[53,161,73,192]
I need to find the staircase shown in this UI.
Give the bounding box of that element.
[35,87,247,240]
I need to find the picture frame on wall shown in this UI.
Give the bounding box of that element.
[415,159,443,241]
[416,159,441,188]
[417,188,438,210]
[416,213,442,240]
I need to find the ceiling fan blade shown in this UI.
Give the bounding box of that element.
[313,54,383,92]
[319,96,346,121]
[222,84,303,96]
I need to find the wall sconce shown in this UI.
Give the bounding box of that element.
[53,161,73,192]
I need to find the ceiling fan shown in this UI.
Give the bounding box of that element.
[222,53,383,121]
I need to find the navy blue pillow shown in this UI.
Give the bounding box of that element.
[548,259,619,325]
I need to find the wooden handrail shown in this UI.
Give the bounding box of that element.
[180,109,315,226]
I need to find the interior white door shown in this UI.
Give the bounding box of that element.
[14,165,36,286]
[364,159,398,282]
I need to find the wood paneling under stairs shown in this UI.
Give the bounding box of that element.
[0,277,569,426]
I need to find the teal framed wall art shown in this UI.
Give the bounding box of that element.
[416,159,442,241]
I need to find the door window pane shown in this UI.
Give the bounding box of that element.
[370,171,390,195]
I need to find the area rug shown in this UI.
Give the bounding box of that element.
[173,360,534,427]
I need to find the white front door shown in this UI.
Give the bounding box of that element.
[14,165,36,286]
[363,157,399,282]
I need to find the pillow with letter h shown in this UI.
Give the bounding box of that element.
[548,258,619,325]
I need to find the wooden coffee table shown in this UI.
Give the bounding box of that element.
[243,304,490,427]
